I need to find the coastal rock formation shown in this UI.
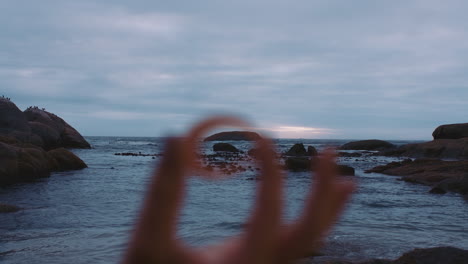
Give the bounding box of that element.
[0,142,87,186]
[24,107,90,149]
[340,140,395,151]
[432,122,468,139]
[0,98,88,186]
[285,143,308,156]
[285,157,312,171]
[366,159,468,195]
[204,131,261,141]
[213,143,239,152]
[308,146,318,156]
[381,138,468,160]
[0,98,90,150]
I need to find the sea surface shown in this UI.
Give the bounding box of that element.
[1,137,467,263]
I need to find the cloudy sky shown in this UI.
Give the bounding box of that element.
[1,0,467,139]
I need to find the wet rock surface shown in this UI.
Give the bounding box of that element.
[213,142,240,152]
[366,159,468,195]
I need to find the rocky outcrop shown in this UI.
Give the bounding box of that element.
[0,142,87,186]
[308,146,318,156]
[0,98,89,186]
[204,131,261,141]
[285,143,308,156]
[384,138,468,160]
[213,143,240,152]
[24,107,90,149]
[340,140,395,151]
[285,157,312,171]
[432,122,468,139]
[366,159,468,195]
[0,99,90,150]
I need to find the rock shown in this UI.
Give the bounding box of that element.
[366,159,468,195]
[389,138,468,160]
[285,157,313,171]
[308,146,318,156]
[24,108,90,149]
[0,203,21,213]
[47,148,87,171]
[285,143,308,156]
[0,142,52,185]
[432,123,468,139]
[28,121,61,149]
[340,140,395,151]
[429,186,447,194]
[213,143,239,152]
[204,131,261,141]
[431,175,468,195]
[0,99,90,150]
[0,98,31,134]
[338,165,355,176]
[0,99,89,186]
[394,246,468,264]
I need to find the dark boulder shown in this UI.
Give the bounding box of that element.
[204,131,261,141]
[307,146,318,156]
[285,157,312,171]
[0,142,52,185]
[338,165,355,176]
[432,123,468,139]
[213,143,239,152]
[285,143,308,156]
[47,148,87,171]
[340,140,395,151]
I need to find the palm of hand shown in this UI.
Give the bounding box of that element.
[123,117,354,264]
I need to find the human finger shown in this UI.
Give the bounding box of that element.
[123,138,187,263]
[275,149,354,261]
[242,138,283,264]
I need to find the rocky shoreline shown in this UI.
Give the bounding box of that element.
[0,98,89,188]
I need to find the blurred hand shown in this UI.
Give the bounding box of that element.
[122,116,355,264]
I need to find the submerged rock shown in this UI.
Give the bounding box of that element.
[204,131,261,141]
[213,143,239,152]
[340,140,395,151]
[0,203,21,213]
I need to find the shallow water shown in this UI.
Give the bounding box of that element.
[1,137,467,263]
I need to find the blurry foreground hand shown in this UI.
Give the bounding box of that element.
[122,116,355,264]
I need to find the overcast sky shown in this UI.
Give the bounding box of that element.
[1,0,467,139]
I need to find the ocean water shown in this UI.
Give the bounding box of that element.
[1,137,467,263]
